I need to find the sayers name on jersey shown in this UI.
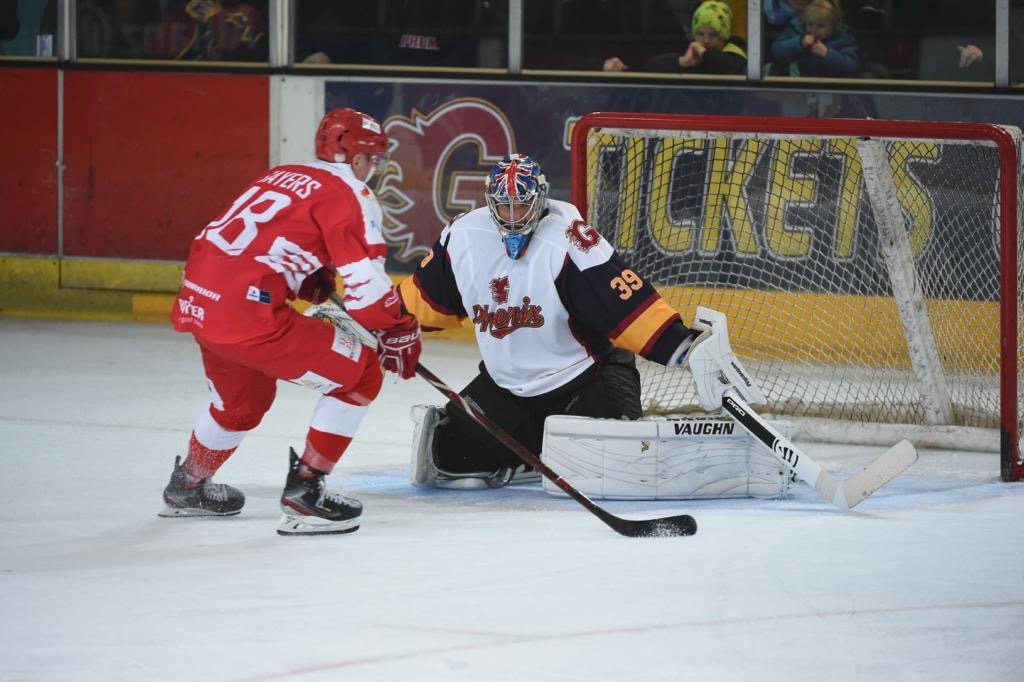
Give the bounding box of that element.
[172,161,402,344]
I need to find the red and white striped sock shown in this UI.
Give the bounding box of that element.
[181,408,247,484]
[299,395,369,474]
[182,432,237,485]
[301,429,353,475]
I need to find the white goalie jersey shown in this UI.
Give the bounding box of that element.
[399,200,798,500]
[398,199,693,397]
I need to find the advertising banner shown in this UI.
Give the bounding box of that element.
[322,77,1021,288]
[324,78,785,272]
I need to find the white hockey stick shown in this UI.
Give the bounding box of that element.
[721,390,918,510]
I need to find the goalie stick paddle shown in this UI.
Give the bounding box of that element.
[325,294,696,537]
[721,391,918,510]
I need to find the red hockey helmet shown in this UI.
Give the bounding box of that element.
[315,108,388,166]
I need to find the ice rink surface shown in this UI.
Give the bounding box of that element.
[1,317,1022,682]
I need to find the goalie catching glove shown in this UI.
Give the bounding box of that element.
[375,315,421,380]
[670,306,765,412]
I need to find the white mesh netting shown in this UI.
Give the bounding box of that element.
[575,118,1022,467]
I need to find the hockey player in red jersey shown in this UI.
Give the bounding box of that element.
[161,107,422,535]
[399,154,715,488]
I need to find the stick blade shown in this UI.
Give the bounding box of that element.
[601,511,698,538]
[839,439,919,509]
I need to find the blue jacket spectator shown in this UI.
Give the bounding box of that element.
[771,0,859,77]
[0,0,18,47]
[763,0,811,26]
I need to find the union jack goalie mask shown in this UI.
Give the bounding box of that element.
[484,154,549,260]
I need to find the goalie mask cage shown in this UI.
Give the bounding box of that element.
[569,112,1023,482]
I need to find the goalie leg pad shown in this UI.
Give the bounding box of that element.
[410,404,443,487]
[541,415,792,500]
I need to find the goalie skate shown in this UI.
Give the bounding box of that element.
[435,463,541,489]
[277,448,362,536]
[159,456,245,517]
[410,404,541,489]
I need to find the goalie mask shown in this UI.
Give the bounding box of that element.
[484,155,548,260]
[315,108,389,176]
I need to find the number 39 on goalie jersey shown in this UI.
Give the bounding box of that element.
[398,199,693,397]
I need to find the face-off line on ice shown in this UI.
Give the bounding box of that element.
[160,107,920,538]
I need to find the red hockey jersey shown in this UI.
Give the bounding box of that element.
[172,160,402,343]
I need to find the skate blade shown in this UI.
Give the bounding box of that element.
[158,506,241,518]
[434,477,490,490]
[276,514,360,536]
[434,472,541,490]
[510,472,541,485]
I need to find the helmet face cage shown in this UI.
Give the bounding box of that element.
[315,108,389,171]
[485,155,548,240]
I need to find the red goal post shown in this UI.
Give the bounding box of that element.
[569,112,1023,481]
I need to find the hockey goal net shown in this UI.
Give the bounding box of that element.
[570,113,1023,481]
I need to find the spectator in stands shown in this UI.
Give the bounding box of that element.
[649,0,747,74]
[957,44,985,69]
[763,0,812,27]
[294,0,376,64]
[0,0,19,53]
[605,0,746,75]
[604,0,746,73]
[295,0,482,67]
[769,0,859,77]
[376,0,481,68]
[761,0,812,61]
[941,1,1024,83]
[665,0,748,40]
[924,42,993,82]
[150,0,266,61]
[77,0,163,59]
[1,0,55,56]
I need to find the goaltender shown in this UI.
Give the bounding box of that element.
[393,154,787,497]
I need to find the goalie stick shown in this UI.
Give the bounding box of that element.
[325,293,697,538]
[721,390,918,510]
